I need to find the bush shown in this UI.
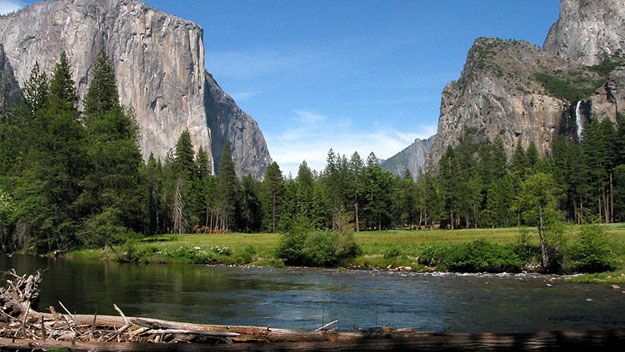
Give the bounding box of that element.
[569,224,616,273]
[160,245,217,264]
[417,244,452,266]
[210,245,233,256]
[514,230,540,262]
[275,226,362,267]
[235,245,257,264]
[446,239,524,273]
[383,247,401,259]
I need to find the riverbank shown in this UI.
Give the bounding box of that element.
[65,225,625,283]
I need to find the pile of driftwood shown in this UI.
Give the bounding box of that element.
[0,269,239,345]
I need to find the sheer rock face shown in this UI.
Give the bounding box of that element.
[0,0,271,178]
[381,136,434,178]
[0,45,22,110]
[544,0,625,65]
[389,0,625,172]
[430,39,581,165]
[204,72,272,176]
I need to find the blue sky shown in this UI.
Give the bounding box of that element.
[3,0,561,176]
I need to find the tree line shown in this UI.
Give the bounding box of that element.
[1,51,625,254]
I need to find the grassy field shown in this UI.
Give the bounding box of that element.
[68,224,625,283]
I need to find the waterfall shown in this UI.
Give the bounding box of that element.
[575,101,584,139]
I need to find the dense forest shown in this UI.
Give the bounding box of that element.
[1,53,625,255]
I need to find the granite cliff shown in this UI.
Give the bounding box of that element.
[0,45,22,112]
[0,0,271,177]
[544,0,625,65]
[384,0,624,177]
[380,137,433,178]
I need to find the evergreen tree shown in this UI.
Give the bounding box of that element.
[80,52,143,245]
[240,175,262,232]
[174,129,196,181]
[84,51,119,118]
[215,144,240,231]
[15,53,89,251]
[193,146,213,228]
[48,52,79,114]
[517,172,562,270]
[360,153,394,230]
[23,62,49,115]
[526,141,540,172]
[262,162,284,232]
[439,146,462,229]
[511,141,527,180]
[349,152,364,231]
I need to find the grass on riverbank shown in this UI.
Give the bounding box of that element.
[67,224,625,283]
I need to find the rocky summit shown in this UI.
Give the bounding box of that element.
[0,0,271,178]
[383,0,625,177]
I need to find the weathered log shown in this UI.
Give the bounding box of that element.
[26,312,363,343]
[1,329,625,351]
[315,320,338,331]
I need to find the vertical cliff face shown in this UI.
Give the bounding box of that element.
[387,0,625,173]
[0,45,22,111]
[429,38,584,167]
[544,0,625,65]
[204,72,272,177]
[380,137,434,178]
[0,0,271,178]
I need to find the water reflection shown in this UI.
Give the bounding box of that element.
[1,254,624,332]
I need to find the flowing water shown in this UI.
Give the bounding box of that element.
[1,255,624,333]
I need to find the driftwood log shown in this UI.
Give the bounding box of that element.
[0,270,624,351]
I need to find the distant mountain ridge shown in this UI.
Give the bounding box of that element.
[0,0,271,178]
[380,136,434,178]
[383,0,625,177]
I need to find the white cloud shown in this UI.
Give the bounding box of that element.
[230,91,264,102]
[0,0,23,15]
[292,109,327,124]
[205,49,326,80]
[266,109,436,176]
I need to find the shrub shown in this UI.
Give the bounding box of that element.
[303,231,338,266]
[569,224,616,273]
[275,226,362,267]
[160,245,217,264]
[445,239,524,273]
[514,230,540,262]
[417,244,452,266]
[383,247,401,259]
[235,245,257,264]
[210,245,233,256]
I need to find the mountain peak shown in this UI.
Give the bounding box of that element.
[544,0,625,65]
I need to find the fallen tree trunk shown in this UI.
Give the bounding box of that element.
[1,329,624,351]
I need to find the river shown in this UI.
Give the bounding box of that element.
[1,255,624,333]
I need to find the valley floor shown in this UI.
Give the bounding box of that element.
[67,224,625,284]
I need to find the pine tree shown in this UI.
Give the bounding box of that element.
[439,146,462,229]
[262,162,284,232]
[215,144,240,231]
[23,62,48,115]
[84,51,119,118]
[80,52,143,245]
[240,175,262,232]
[48,52,79,114]
[174,129,196,181]
[349,152,364,231]
[15,52,89,251]
[295,161,314,219]
[526,141,540,173]
[192,146,213,228]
